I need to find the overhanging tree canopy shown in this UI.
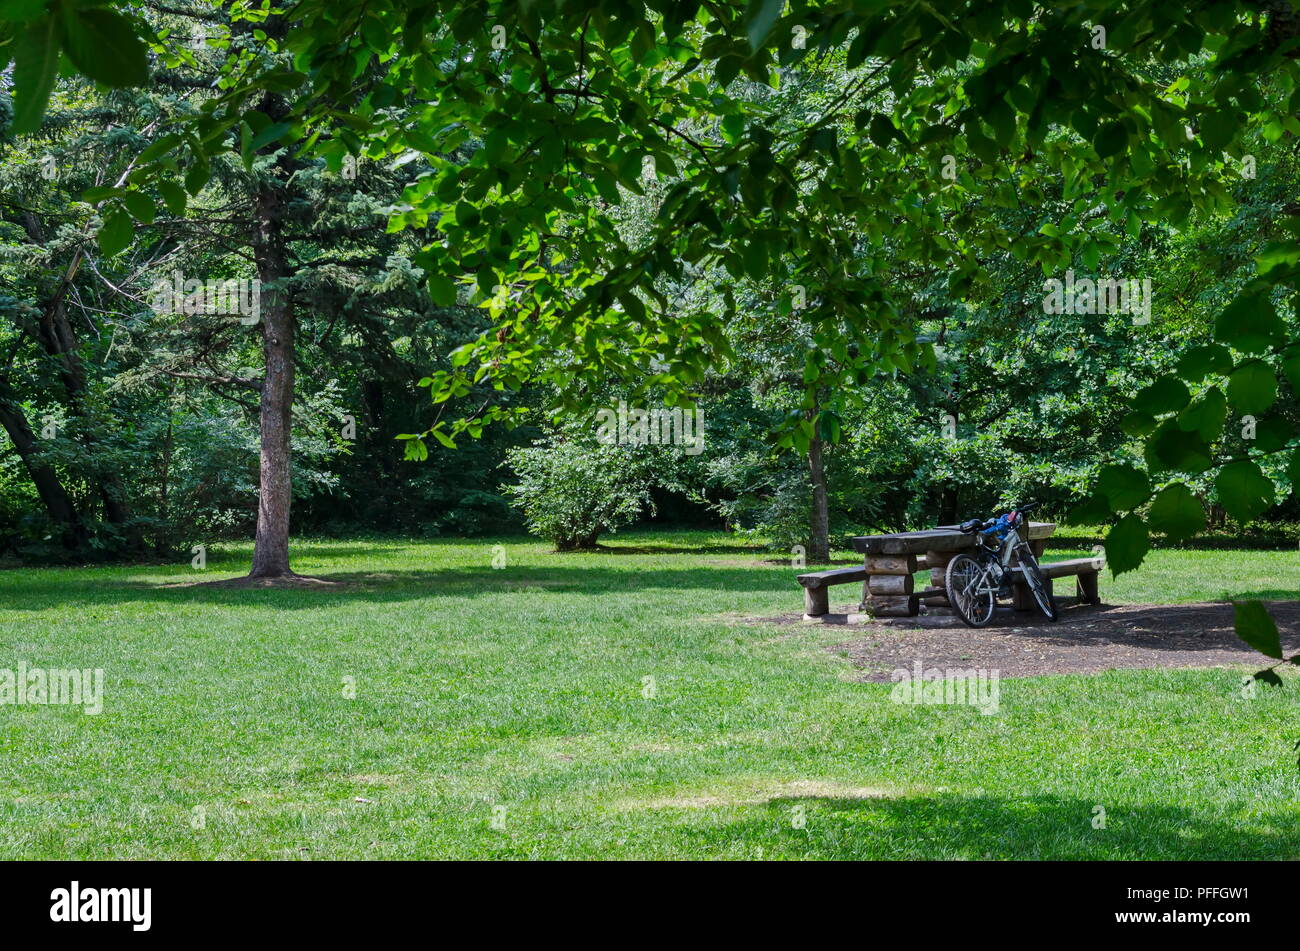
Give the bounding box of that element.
[3,0,1297,650]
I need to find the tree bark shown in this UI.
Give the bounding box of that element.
[939,484,958,526]
[0,378,88,550]
[248,174,295,579]
[807,430,830,564]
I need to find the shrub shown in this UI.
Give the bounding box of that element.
[503,440,656,550]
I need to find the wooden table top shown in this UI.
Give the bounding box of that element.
[851,522,1057,556]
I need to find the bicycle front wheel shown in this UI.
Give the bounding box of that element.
[1019,555,1059,622]
[946,553,997,628]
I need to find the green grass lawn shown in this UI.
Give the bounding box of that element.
[0,530,1297,859]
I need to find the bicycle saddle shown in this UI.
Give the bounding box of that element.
[958,518,983,533]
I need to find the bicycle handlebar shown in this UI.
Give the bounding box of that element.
[958,502,1041,536]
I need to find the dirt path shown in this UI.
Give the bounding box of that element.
[817,600,1300,680]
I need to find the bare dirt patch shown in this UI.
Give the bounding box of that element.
[818,600,1300,680]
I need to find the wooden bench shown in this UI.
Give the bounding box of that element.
[796,567,866,617]
[797,558,945,618]
[1012,557,1101,609]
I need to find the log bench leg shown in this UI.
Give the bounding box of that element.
[804,585,829,617]
[924,550,953,616]
[1012,580,1032,612]
[1077,571,1100,605]
[1013,577,1053,611]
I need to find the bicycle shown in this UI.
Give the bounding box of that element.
[945,503,1058,627]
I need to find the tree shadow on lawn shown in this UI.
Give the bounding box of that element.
[677,791,1300,859]
[585,541,773,556]
[0,563,807,612]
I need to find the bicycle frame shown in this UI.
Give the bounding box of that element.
[948,504,1058,625]
[969,526,1033,595]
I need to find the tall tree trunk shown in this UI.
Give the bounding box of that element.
[0,379,88,550]
[807,431,830,564]
[939,485,958,525]
[248,171,295,578]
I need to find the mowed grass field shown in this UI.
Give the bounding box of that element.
[0,531,1297,860]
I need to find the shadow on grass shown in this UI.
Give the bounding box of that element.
[1211,589,1300,602]
[587,542,770,556]
[688,792,1299,859]
[0,563,807,612]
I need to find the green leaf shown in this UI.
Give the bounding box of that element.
[10,17,60,136]
[1095,464,1150,511]
[250,122,292,152]
[745,0,784,52]
[1145,420,1213,474]
[428,275,458,307]
[59,7,149,87]
[258,70,309,92]
[965,125,999,162]
[1215,460,1275,523]
[184,161,211,196]
[80,186,120,203]
[1105,513,1150,576]
[1176,343,1233,382]
[137,134,184,166]
[1147,483,1204,544]
[1093,121,1129,159]
[1133,375,1190,416]
[1119,411,1156,437]
[1214,294,1284,354]
[1175,387,1227,442]
[158,180,187,216]
[740,240,767,281]
[403,437,429,461]
[869,115,896,148]
[1288,447,1300,496]
[1251,415,1293,453]
[1281,345,1300,393]
[714,54,742,87]
[97,208,133,257]
[720,114,745,142]
[1233,601,1282,659]
[122,192,155,224]
[817,411,842,444]
[1227,361,1277,415]
[1067,494,1111,524]
[1199,108,1237,151]
[0,0,47,23]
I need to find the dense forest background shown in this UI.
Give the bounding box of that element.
[1,3,1298,564]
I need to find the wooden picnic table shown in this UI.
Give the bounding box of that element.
[848,522,1057,617]
[796,521,1101,619]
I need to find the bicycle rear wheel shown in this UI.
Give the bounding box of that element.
[946,553,997,628]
